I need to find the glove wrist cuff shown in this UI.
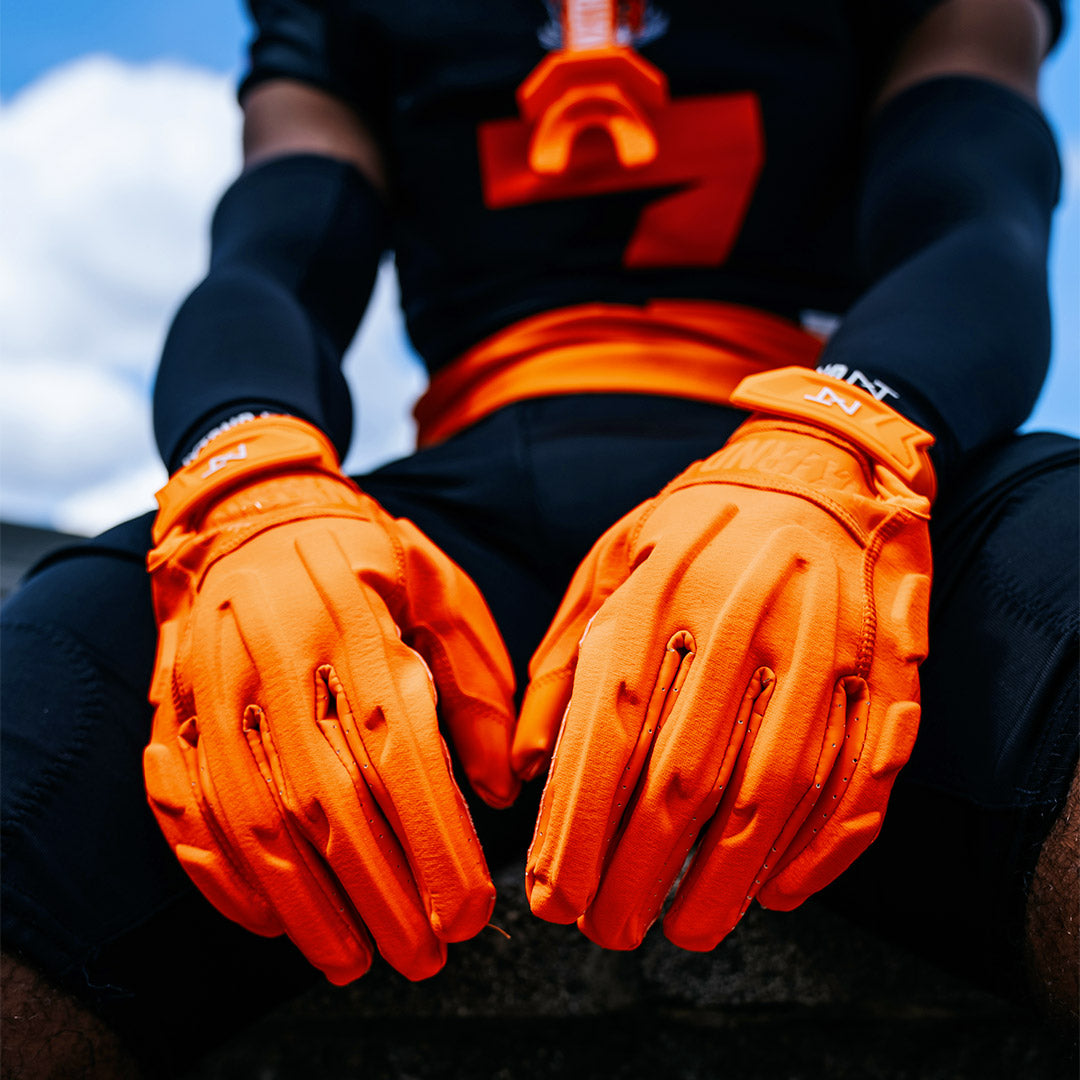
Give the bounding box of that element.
[152,415,347,545]
[730,367,937,501]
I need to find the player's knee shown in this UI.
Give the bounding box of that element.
[1,951,142,1079]
[1025,764,1079,1031]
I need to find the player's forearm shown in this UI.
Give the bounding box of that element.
[817,76,1059,484]
[152,153,388,472]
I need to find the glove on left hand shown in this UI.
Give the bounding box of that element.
[145,415,518,985]
[513,367,934,952]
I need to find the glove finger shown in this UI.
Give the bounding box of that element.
[199,584,376,985]
[661,545,846,950]
[576,522,836,949]
[393,520,519,808]
[576,663,773,950]
[513,516,638,781]
[248,688,446,981]
[294,529,497,944]
[513,664,576,785]
[524,576,692,926]
[757,687,921,911]
[757,549,930,909]
[313,663,464,971]
[659,671,840,952]
[525,513,816,930]
[203,712,376,985]
[144,710,284,939]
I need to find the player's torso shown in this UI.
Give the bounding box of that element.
[322,1,909,367]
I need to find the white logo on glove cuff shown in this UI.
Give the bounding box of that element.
[202,443,248,478]
[803,386,861,416]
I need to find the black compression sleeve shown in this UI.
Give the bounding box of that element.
[152,154,388,471]
[816,76,1061,485]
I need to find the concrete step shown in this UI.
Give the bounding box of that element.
[187,863,1076,1079]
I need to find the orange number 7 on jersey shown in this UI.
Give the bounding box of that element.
[477,49,764,269]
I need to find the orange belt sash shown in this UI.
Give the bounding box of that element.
[414,301,825,447]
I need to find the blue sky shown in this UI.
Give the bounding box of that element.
[1,2,249,98]
[0,3,1077,533]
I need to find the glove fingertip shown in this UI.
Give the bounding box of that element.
[577,910,647,952]
[509,742,550,783]
[451,707,522,807]
[661,911,733,953]
[428,880,497,943]
[174,843,283,939]
[513,671,573,780]
[754,880,806,912]
[321,948,376,986]
[524,867,582,925]
[395,941,449,983]
[471,769,522,809]
[142,741,190,817]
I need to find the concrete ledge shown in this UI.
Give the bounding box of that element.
[1,520,86,599]
[188,864,1076,1079]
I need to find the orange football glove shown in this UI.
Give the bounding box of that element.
[513,367,934,952]
[144,415,518,985]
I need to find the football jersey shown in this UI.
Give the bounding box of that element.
[240,0,1063,373]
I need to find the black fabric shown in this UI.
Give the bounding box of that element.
[236,1,953,369]
[241,0,341,101]
[228,3,1063,484]
[241,0,394,139]
[824,432,1079,996]
[153,154,388,470]
[2,395,1076,1071]
[818,76,1062,483]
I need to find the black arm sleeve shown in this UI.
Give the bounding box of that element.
[817,76,1061,484]
[152,154,389,471]
[239,0,340,100]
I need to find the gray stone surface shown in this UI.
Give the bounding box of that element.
[185,863,1077,1080]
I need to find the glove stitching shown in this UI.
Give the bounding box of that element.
[155,457,350,542]
[737,418,876,474]
[169,649,189,726]
[756,678,870,898]
[241,714,375,951]
[386,523,409,612]
[627,499,658,556]
[175,731,281,923]
[163,507,375,591]
[664,472,871,546]
[524,663,576,696]
[855,510,911,679]
[364,502,409,613]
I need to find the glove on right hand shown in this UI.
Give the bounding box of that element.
[145,416,518,984]
[513,367,934,952]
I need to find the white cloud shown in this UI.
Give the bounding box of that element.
[0,55,423,536]
[1,57,239,378]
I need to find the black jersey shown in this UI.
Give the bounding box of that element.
[239,0,1063,374]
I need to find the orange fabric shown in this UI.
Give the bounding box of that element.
[415,302,822,446]
[731,367,937,500]
[478,76,763,269]
[516,47,667,173]
[145,415,518,985]
[513,369,933,952]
